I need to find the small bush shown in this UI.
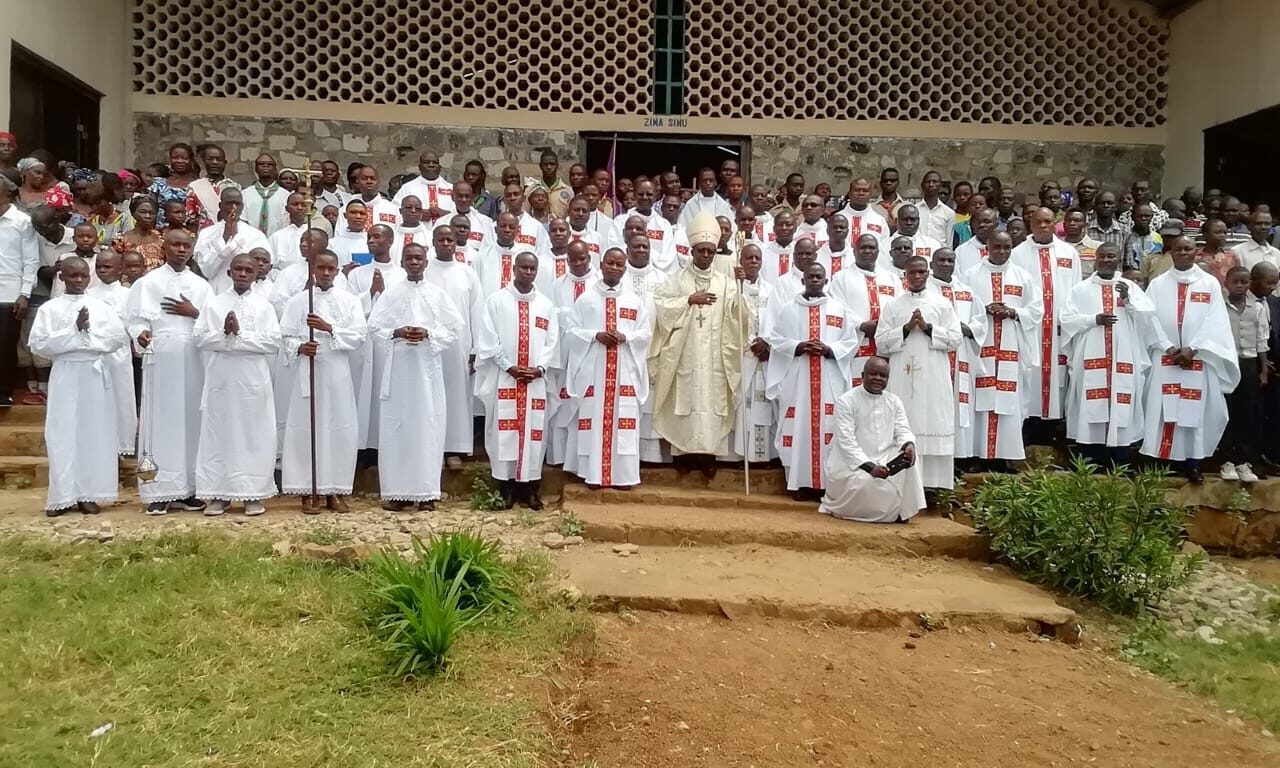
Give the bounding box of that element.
[970,459,1200,615]
[365,532,517,676]
[468,475,505,511]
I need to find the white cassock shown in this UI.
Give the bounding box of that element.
[548,269,598,466]
[875,288,963,489]
[568,226,605,268]
[347,261,406,450]
[829,264,900,387]
[624,261,671,462]
[241,183,290,235]
[86,282,136,455]
[954,236,990,277]
[796,219,829,250]
[268,222,307,276]
[928,275,988,460]
[461,209,496,259]
[679,193,733,228]
[330,228,370,268]
[587,210,619,244]
[723,278,776,462]
[773,266,806,302]
[961,259,1045,460]
[817,242,851,277]
[358,193,401,231]
[758,238,796,287]
[671,225,691,270]
[1060,274,1160,447]
[126,264,212,503]
[194,222,272,295]
[194,289,280,502]
[425,258,485,454]
[279,286,366,495]
[564,280,652,486]
[30,294,127,511]
[611,209,678,273]
[754,212,776,244]
[475,285,559,482]
[819,386,926,524]
[474,240,555,299]
[836,206,890,243]
[393,175,456,222]
[367,278,464,501]
[1011,237,1081,420]
[1139,265,1240,462]
[765,294,858,491]
[389,224,431,266]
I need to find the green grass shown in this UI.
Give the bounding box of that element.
[0,534,589,767]
[1123,620,1280,731]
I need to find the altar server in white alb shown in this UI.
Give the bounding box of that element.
[347,224,405,452]
[564,247,652,488]
[31,257,128,516]
[86,252,137,456]
[927,248,987,466]
[126,229,212,515]
[961,231,1044,466]
[1010,207,1081,433]
[367,243,463,511]
[280,250,367,513]
[423,223,485,466]
[819,356,926,524]
[1139,233,1240,482]
[874,255,962,491]
[194,254,281,516]
[475,252,559,510]
[1059,243,1162,468]
[765,263,859,500]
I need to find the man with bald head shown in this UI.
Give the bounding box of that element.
[194,186,271,294]
[611,178,676,273]
[795,194,828,248]
[881,204,942,266]
[1012,206,1081,431]
[837,178,890,245]
[393,149,455,222]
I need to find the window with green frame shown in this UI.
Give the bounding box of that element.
[653,0,685,115]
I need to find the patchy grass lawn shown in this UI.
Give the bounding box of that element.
[1122,621,1280,732]
[0,534,589,767]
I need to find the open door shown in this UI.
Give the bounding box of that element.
[9,44,101,168]
[581,133,748,192]
[1203,104,1280,205]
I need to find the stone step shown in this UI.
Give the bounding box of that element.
[0,405,47,425]
[564,501,989,561]
[563,484,812,511]
[0,425,45,456]
[638,465,788,494]
[560,543,1078,638]
[0,456,48,489]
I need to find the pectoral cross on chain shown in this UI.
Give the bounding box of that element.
[903,359,919,376]
[697,309,706,328]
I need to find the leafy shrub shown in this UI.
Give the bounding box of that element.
[970,459,1201,615]
[365,532,517,676]
[468,475,505,511]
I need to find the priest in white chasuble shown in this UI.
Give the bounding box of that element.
[424,225,485,462]
[765,263,859,500]
[1059,243,1161,467]
[829,234,900,388]
[367,243,464,511]
[564,248,652,488]
[620,239,670,463]
[1138,234,1240,482]
[648,212,749,471]
[819,356,926,524]
[960,231,1045,466]
[1011,207,1081,429]
[475,252,560,509]
[927,248,988,465]
[722,243,777,463]
[875,256,963,490]
[548,241,597,468]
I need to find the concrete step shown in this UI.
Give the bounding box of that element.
[563,484,811,511]
[0,425,45,456]
[565,501,989,561]
[560,543,1078,638]
[637,465,788,494]
[0,405,47,425]
[0,456,48,489]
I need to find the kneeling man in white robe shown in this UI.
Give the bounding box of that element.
[820,356,926,523]
[195,254,281,516]
[31,257,128,515]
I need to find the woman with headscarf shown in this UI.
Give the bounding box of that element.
[17,157,53,210]
[68,168,97,226]
[527,183,552,228]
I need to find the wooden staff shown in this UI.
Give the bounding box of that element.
[284,158,325,502]
[738,271,751,497]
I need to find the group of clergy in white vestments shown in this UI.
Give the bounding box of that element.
[36,185,1239,526]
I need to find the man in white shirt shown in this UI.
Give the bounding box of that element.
[1232,210,1280,278]
[0,174,40,407]
[393,149,455,224]
[916,170,955,246]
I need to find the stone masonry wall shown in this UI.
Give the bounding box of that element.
[134,113,1165,199]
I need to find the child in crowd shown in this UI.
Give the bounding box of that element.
[1249,263,1280,469]
[1220,265,1269,482]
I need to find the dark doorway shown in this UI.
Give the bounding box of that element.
[1203,104,1280,206]
[9,44,101,168]
[581,133,748,193]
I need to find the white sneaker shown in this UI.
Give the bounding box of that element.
[204,500,228,517]
[244,500,266,517]
[1220,462,1239,481]
[1238,463,1259,483]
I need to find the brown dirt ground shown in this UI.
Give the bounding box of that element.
[561,613,1280,768]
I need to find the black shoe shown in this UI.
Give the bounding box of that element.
[500,481,515,510]
[418,500,436,512]
[169,496,206,512]
[78,501,100,514]
[0,394,13,408]
[382,500,408,512]
[527,483,544,511]
[1185,466,1205,484]
[45,507,64,517]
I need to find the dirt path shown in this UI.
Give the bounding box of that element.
[565,613,1279,768]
